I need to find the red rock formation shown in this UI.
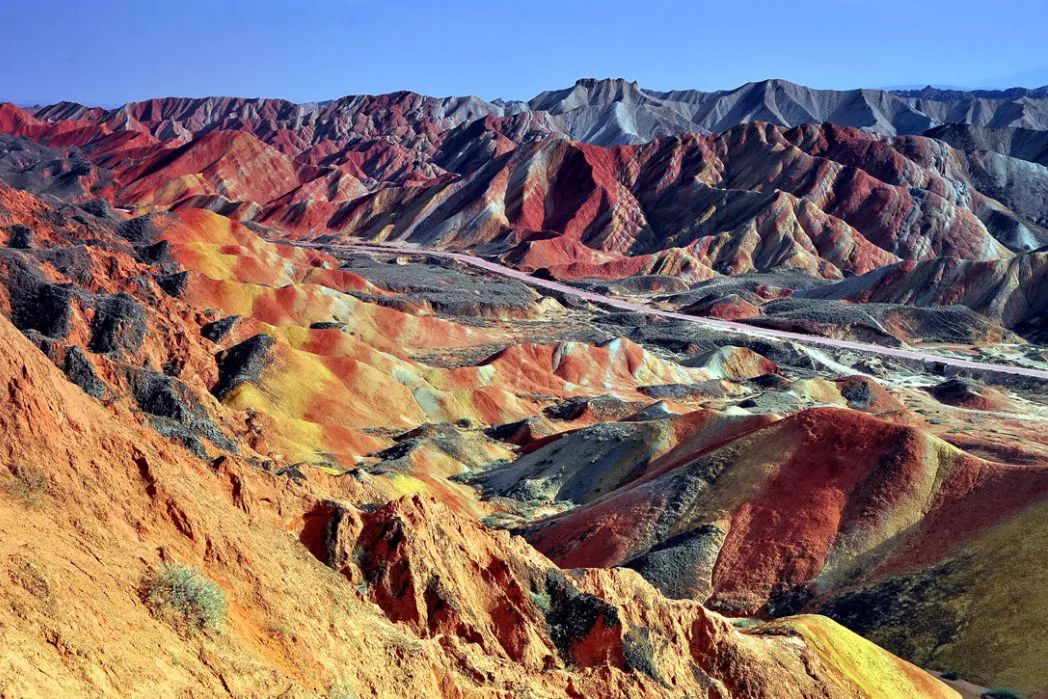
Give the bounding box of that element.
[6,97,1040,295]
[526,407,1048,623]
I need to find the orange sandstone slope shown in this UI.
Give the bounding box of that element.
[146,207,768,472]
[0,182,757,508]
[0,307,960,698]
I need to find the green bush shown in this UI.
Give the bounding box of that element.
[529,590,551,614]
[327,681,359,699]
[5,463,48,508]
[982,690,1023,699]
[144,563,227,631]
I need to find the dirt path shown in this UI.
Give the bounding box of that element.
[300,240,1048,382]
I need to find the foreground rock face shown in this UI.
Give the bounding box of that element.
[0,303,960,697]
[310,495,959,698]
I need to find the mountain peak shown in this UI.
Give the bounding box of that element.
[574,77,640,88]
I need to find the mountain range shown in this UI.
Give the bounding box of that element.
[4,77,1048,343]
[2,78,1048,698]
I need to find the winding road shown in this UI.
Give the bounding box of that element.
[296,240,1048,383]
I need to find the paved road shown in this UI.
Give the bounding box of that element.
[297,240,1048,382]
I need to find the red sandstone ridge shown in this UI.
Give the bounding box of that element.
[517,405,1048,689]
[525,407,1048,602]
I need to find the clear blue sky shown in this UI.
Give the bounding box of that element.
[2,0,1046,106]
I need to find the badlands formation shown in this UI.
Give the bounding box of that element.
[0,79,1047,697]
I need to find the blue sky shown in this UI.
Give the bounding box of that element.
[2,0,1046,106]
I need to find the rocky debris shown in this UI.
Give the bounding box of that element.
[135,240,172,265]
[5,223,32,249]
[544,396,647,422]
[623,525,727,600]
[1,251,76,339]
[638,380,741,400]
[0,137,108,201]
[117,215,162,244]
[201,315,240,343]
[345,256,540,318]
[468,420,668,506]
[926,377,1004,411]
[840,377,876,409]
[542,570,625,667]
[829,376,911,418]
[89,293,148,355]
[154,271,189,298]
[749,372,791,389]
[126,367,206,424]
[484,415,560,446]
[747,314,904,347]
[817,557,971,670]
[125,366,235,455]
[622,323,725,355]
[625,401,677,421]
[63,344,106,398]
[18,283,74,339]
[78,197,117,220]
[307,321,345,331]
[32,245,96,284]
[366,423,516,485]
[213,334,276,400]
[275,464,307,482]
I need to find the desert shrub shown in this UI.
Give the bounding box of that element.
[5,463,48,508]
[327,681,359,699]
[143,563,227,631]
[982,689,1023,699]
[268,619,292,638]
[729,617,762,629]
[529,590,551,614]
[480,513,515,530]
